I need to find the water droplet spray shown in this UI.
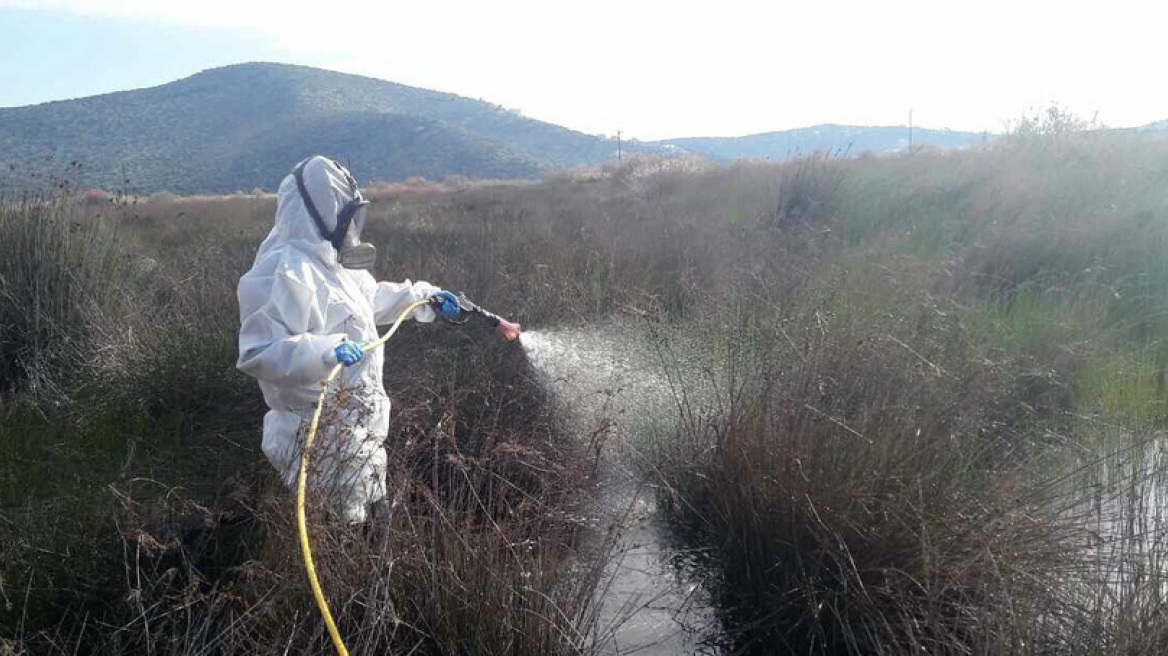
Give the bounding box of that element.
[510,323,720,652]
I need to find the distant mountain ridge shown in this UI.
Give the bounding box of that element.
[655,125,988,162]
[0,63,999,194]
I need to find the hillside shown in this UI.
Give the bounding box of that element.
[654,124,987,161]
[0,63,630,194]
[0,62,998,194]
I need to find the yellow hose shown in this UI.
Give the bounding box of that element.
[296,299,431,656]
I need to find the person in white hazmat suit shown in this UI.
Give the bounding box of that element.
[236,156,461,525]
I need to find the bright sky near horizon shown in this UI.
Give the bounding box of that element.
[1,0,1165,140]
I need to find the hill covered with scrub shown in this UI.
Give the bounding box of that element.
[0,62,631,193]
[0,62,991,194]
[7,123,1168,653]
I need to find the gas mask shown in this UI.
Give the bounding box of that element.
[338,203,377,270]
[293,158,378,270]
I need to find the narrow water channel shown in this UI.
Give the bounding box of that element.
[520,326,722,654]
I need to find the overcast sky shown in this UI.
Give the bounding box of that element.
[1,0,1164,140]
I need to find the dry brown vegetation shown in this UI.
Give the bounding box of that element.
[6,132,1168,654]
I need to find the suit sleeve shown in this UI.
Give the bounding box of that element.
[369,278,440,325]
[237,263,347,385]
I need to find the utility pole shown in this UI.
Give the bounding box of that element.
[908,109,914,154]
[617,130,623,163]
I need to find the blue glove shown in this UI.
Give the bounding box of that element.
[432,290,462,319]
[334,341,365,367]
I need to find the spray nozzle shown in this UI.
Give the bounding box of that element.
[495,318,522,343]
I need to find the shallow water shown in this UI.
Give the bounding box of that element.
[520,327,721,654]
[1058,436,1168,612]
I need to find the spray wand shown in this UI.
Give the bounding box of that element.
[432,293,522,342]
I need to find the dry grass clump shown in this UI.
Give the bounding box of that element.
[26,430,597,655]
[0,193,124,400]
[654,274,1083,652]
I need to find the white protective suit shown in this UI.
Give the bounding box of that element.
[237,156,440,524]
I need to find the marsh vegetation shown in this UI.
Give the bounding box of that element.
[6,126,1168,653]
